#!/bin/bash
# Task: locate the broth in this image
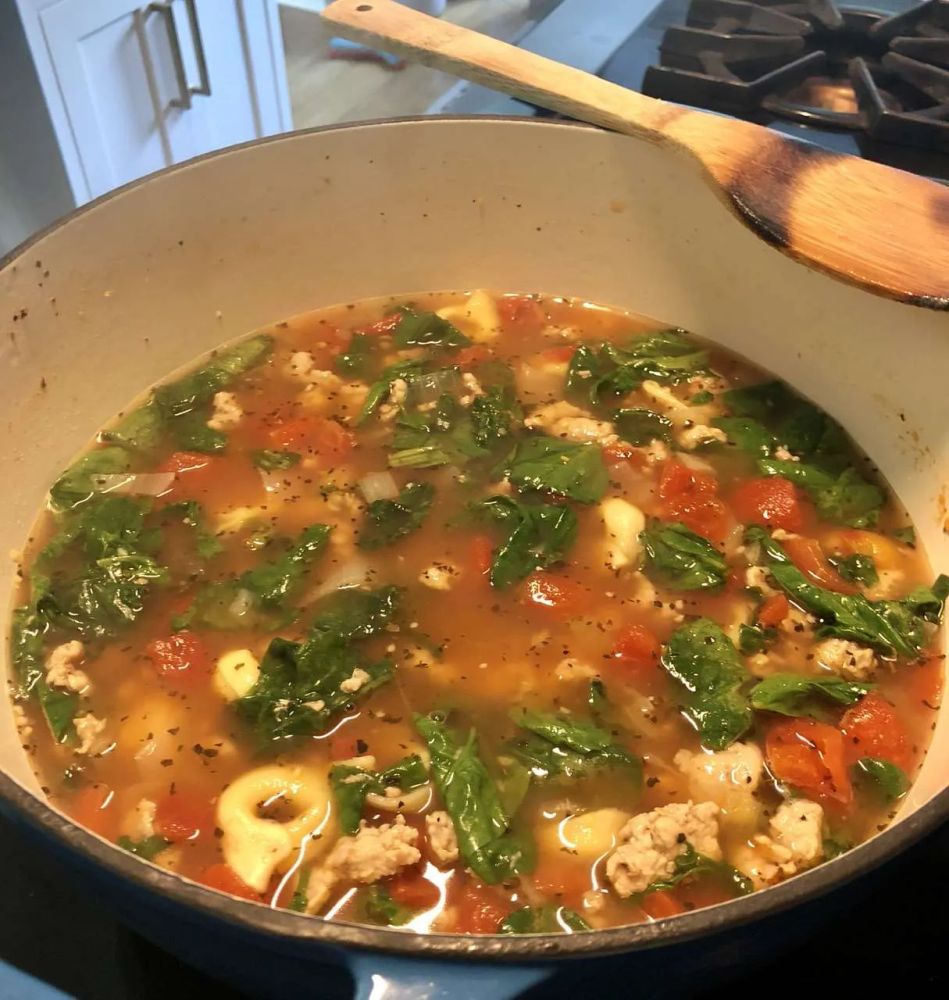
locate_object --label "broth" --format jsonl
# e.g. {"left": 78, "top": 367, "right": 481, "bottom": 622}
{"left": 9, "top": 291, "right": 945, "bottom": 934}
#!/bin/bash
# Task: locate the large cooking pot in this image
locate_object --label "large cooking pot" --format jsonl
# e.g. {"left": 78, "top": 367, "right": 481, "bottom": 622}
{"left": 0, "top": 119, "right": 946, "bottom": 999}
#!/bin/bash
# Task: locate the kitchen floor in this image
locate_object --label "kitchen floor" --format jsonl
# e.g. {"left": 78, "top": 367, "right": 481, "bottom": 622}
{"left": 281, "top": 0, "right": 555, "bottom": 128}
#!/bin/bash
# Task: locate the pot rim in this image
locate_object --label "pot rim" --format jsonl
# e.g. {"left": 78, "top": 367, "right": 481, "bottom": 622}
{"left": 1, "top": 116, "right": 947, "bottom": 962}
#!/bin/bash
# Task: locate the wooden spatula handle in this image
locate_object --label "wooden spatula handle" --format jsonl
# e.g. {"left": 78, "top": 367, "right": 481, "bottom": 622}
{"left": 323, "top": 0, "right": 949, "bottom": 309}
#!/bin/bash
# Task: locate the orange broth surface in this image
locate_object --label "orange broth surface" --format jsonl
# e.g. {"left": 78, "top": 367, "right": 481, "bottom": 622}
{"left": 9, "top": 291, "right": 944, "bottom": 934}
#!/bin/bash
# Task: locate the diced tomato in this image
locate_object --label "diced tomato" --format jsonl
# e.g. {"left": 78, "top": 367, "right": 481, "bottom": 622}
{"left": 540, "top": 345, "right": 576, "bottom": 364}
{"left": 839, "top": 692, "right": 913, "bottom": 770}
{"left": 640, "top": 890, "right": 685, "bottom": 920}
{"left": 522, "top": 572, "right": 589, "bottom": 619}
{"left": 198, "top": 863, "right": 261, "bottom": 902}
{"left": 455, "top": 345, "right": 491, "bottom": 368}
{"left": 783, "top": 536, "right": 858, "bottom": 595}
{"left": 154, "top": 789, "right": 215, "bottom": 843}
{"left": 530, "top": 856, "right": 591, "bottom": 907}
{"left": 453, "top": 881, "right": 514, "bottom": 934}
{"left": 611, "top": 624, "right": 662, "bottom": 679}
{"left": 658, "top": 460, "right": 729, "bottom": 543}
{"left": 469, "top": 535, "right": 494, "bottom": 577}
{"left": 731, "top": 477, "right": 804, "bottom": 533}
{"left": 496, "top": 295, "right": 545, "bottom": 330}
{"left": 157, "top": 452, "right": 220, "bottom": 502}
{"left": 725, "top": 566, "right": 746, "bottom": 593}
{"left": 353, "top": 313, "right": 402, "bottom": 337}
{"left": 267, "top": 416, "right": 354, "bottom": 465}
{"left": 145, "top": 631, "right": 211, "bottom": 688}
{"left": 71, "top": 783, "right": 115, "bottom": 839}
{"left": 326, "top": 727, "right": 370, "bottom": 761}
{"left": 765, "top": 718, "right": 852, "bottom": 805}
{"left": 385, "top": 871, "right": 440, "bottom": 911}
{"left": 757, "top": 593, "right": 790, "bottom": 628}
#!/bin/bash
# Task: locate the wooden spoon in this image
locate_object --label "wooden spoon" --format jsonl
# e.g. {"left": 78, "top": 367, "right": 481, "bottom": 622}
{"left": 323, "top": 0, "right": 949, "bottom": 309}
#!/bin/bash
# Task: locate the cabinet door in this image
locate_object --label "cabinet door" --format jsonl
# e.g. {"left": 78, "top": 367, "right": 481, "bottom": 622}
{"left": 38, "top": 0, "right": 290, "bottom": 202}
{"left": 163, "top": 0, "right": 290, "bottom": 164}
{"left": 39, "top": 0, "right": 178, "bottom": 200}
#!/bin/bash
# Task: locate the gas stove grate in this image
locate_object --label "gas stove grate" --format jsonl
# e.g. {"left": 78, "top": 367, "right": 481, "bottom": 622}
{"left": 643, "top": 0, "right": 949, "bottom": 150}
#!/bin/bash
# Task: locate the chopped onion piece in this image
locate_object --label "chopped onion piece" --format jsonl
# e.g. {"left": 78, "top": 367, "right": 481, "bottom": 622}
{"left": 227, "top": 588, "right": 256, "bottom": 620}
{"left": 91, "top": 472, "right": 175, "bottom": 496}
{"left": 408, "top": 368, "right": 461, "bottom": 405}
{"left": 305, "top": 558, "right": 374, "bottom": 603}
{"left": 358, "top": 471, "right": 399, "bottom": 503}
{"left": 259, "top": 470, "right": 289, "bottom": 494}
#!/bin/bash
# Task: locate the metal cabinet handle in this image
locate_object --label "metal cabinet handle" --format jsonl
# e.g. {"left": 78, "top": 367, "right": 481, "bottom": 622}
{"left": 145, "top": 0, "right": 212, "bottom": 110}
{"left": 182, "top": 0, "right": 211, "bottom": 98}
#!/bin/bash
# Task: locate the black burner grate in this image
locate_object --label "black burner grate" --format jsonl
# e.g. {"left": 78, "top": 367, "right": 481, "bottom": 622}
{"left": 643, "top": 0, "right": 949, "bottom": 150}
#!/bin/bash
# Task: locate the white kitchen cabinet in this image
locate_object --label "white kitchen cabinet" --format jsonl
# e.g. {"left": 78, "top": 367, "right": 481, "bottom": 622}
{"left": 14, "top": 0, "right": 291, "bottom": 203}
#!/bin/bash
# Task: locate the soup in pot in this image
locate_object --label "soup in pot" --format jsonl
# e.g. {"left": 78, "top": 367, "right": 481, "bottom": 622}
{"left": 9, "top": 291, "right": 945, "bottom": 934}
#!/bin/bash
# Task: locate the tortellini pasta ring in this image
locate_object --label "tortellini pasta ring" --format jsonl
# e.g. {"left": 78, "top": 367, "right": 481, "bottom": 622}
{"left": 217, "top": 764, "right": 333, "bottom": 893}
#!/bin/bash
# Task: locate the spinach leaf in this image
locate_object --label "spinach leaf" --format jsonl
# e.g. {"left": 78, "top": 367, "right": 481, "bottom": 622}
{"left": 179, "top": 524, "right": 331, "bottom": 629}
{"left": 11, "top": 607, "right": 47, "bottom": 697}
{"left": 853, "top": 757, "right": 909, "bottom": 802}
{"left": 724, "top": 381, "right": 883, "bottom": 527}
{"left": 614, "top": 408, "right": 673, "bottom": 446}
{"left": 363, "top": 886, "right": 414, "bottom": 927}
{"left": 750, "top": 673, "right": 871, "bottom": 718}
{"left": 722, "top": 381, "right": 841, "bottom": 458}
{"left": 334, "top": 331, "right": 373, "bottom": 378}
{"left": 823, "top": 835, "right": 852, "bottom": 859}
{"left": 357, "top": 360, "right": 426, "bottom": 425}
{"left": 50, "top": 447, "right": 133, "bottom": 512}
{"left": 393, "top": 307, "right": 470, "bottom": 349}
{"left": 893, "top": 526, "right": 916, "bottom": 547}
{"left": 169, "top": 413, "right": 228, "bottom": 454}
{"left": 690, "top": 390, "right": 714, "bottom": 405}
{"left": 643, "top": 843, "right": 753, "bottom": 898}
{"left": 11, "top": 611, "right": 79, "bottom": 743}
{"left": 153, "top": 334, "right": 272, "bottom": 418}
{"left": 641, "top": 520, "right": 727, "bottom": 591}
{"left": 415, "top": 713, "right": 531, "bottom": 885}
{"left": 252, "top": 450, "right": 301, "bottom": 472}
{"left": 330, "top": 754, "right": 428, "bottom": 834}
{"left": 101, "top": 403, "right": 165, "bottom": 453}
{"left": 117, "top": 834, "right": 171, "bottom": 861}
{"left": 358, "top": 482, "right": 434, "bottom": 550}
{"left": 470, "top": 385, "right": 522, "bottom": 447}
{"left": 469, "top": 495, "right": 577, "bottom": 588}
{"left": 509, "top": 709, "right": 642, "bottom": 786}
{"left": 498, "top": 905, "right": 590, "bottom": 934}
{"left": 27, "top": 496, "right": 167, "bottom": 641}
{"left": 38, "top": 553, "right": 166, "bottom": 640}
{"left": 768, "top": 560, "right": 948, "bottom": 658}
{"left": 506, "top": 435, "right": 607, "bottom": 504}
{"left": 160, "top": 500, "right": 223, "bottom": 559}
{"left": 235, "top": 587, "right": 401, "bottom": 745}
{"left": 567, "top": 331, "right": 708, "bottom": 406}
{"left": 388, "top": 394, "right": 488, "bottom": 469}
{"left": 711, "top": 416, "right": 773, "bottom": 456}
{"left": 661, "top": 620, "right": 753, "bottom": 751}
{"left": 289, "top": 868, "right": 311, "bottom": 912}
{"left": 758, "top": 458, "right": 884, "bottom": 528}
{"left": 828, "top": 553, "right": 878, "bottom": 587}
{"left": 36, "top": 679, "right": 79, "bottom": 743}
{"left": 738, "top": 622, "right": 775, "bottom": 656}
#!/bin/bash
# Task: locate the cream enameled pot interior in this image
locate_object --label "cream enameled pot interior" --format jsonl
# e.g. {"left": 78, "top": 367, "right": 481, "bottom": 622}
{"left": 1, "top": 118, "right": 946, "bottom": 839}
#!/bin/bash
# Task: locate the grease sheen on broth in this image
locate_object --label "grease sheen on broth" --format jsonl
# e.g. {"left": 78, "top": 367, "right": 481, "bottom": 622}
{"left": 9, "top": 291, "right": 945, "bottom": 934}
